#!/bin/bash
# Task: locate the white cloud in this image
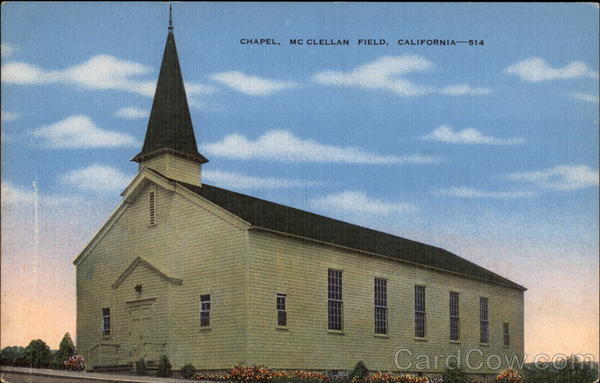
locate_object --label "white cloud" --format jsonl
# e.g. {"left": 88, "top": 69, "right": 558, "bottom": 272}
{"left": 436, "top": 187, "right": 537, "bottom": 199}
{"left": 62, "top": 164, "right": 133, "bottom": 193}
{"left": 505, "top": 58, "right": 599, "bottom": 82}
{"left": 439, "top": 84, "right": 490, "bottom": 96}
{"left": 1, "top": 55, "right": 213, "bottom": 98}
{"left": 32, "top": 115, "right": 139, "bottom": 149}
{"left": 115, "top": 107, "right": 149, "bottom": 120}
{"left": 1, "top": 111, "right": 19, "bottom": 122}
{"left": 569, "top": 92, "right": 599, "bottom": 104}
{"left": 202, "top": 130, "right": 441, "bottom": 165}
{"left": 423, "top": 125, "right": 525, "bottom": 145}
{"left": 1, "top": 43, "right": 17, "bottom": 58}
{"left": 506, "top": 165, "right": 599, "bottom": 191}
{"left": 211, "top": 71, "right": 299, "bottom": 96}
{"left": 203, "top": 170, "right": 321, "bottom": 190}
{"left": 1, "top": 182, "right": 71, "bottom": 206}
{"left": 311, "top": 191, "right": 416, "bottom": 215}
{"left": 313, "top": 55, "right": 489, "bottom": 97}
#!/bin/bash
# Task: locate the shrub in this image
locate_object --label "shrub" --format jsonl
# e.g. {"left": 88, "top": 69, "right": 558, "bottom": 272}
{"left": 442, "top": 362, "right": 469, "bottom": 383}
{"left": 23, "top": 339, "right": 52, "bottom": 368}
{"left": 135, "top": 358, "right": 147, "bottom": 376}
{"left": 52, "top": 333, "right": 76, "bottom": 369}
{"left": 181, "top": 363, "right": 196, "bottom": 379}
{"left": 349, "top": 361, "right": 369, "bottom": 383}
{"left": 157, "top": 355, "right": 173, "bottom": 377}
{"left": 64, "top": 354, "right": 86, "bottom": 371}
{"left": 1, "top": 346, "right": 26, "bottom": 367}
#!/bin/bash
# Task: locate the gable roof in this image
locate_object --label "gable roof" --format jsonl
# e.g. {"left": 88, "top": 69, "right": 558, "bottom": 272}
{"left": 175, "top": 179, "right": 525, "bottom": 291}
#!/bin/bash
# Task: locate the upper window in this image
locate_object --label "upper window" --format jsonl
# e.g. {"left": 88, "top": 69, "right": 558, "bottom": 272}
{"left": 503, "top": 322, "right": 510, "bottom": 346}
{"left": 374, "top": 278, "right": 388, "bottom": 335}
{"left": 102, "top": 308, "right": 111, "bottom": 336}
{"left": 200, "top": 294, "right": 211, "bottom": 327}
{"left": 328, "top": 269, "right": 343, "bottom": 331}
{"left": 415, "top": 285, "right": 426, "bottom": 338}
{"left": 480, "top": 297, "right": 489, "bottom": 344}
{"left": 276, "top": 293, "right": 287, "bottom": 327}
{"left": 449, "top": 291, "right": 460, "bottom": 341}
{"left": 148, "top": 190, "right": 156, "bottom": 225}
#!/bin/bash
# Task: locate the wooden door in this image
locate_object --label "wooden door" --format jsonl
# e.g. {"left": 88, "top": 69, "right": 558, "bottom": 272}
{"left": 128, "top": 302, "right": 153, "bottom": 362}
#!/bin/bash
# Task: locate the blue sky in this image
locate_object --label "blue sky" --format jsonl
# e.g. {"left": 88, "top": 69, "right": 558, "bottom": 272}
{"left": 1, "top": 3, "right": 598, "bottom": 356}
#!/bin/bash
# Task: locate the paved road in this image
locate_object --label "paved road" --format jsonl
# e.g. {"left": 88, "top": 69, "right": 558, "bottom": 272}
{"left": 1, "top": 372, "right": 102, "bottom": 383}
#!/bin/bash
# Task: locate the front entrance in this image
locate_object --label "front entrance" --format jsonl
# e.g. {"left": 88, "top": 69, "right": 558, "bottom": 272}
{"left": 128, "top": 300, "right": 154, "bottom": 362}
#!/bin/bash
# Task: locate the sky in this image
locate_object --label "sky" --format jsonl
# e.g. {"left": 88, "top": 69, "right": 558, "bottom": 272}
{"left": 1, "top": 2, "right": 598, "bottom": 361}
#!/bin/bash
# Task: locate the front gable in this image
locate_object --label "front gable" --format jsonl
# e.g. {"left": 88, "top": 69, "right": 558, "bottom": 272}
{"left": 73, "top": 168, "right": 250, "bottom": 267}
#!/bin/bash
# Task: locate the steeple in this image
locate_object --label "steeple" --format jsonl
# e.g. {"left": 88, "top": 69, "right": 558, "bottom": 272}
{"left": 132, "top": 6, "right": 207, "bottom": 185}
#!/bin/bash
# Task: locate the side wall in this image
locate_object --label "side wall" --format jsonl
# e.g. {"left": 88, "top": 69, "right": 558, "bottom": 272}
{"left": 76, "top": 180, "right": 248, "bottom": 370}
{"left": 247, "top": 230, "right": 524, "bottom": 376}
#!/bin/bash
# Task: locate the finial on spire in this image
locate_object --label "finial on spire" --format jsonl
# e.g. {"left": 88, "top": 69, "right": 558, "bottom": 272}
{"left": 168, "top": 4, "right": 173, "bottom": 31}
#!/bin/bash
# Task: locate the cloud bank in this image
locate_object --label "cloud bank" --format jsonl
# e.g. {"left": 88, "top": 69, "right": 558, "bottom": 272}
{"left": 423, "top": 125, "right": 525, "bottom": 145}
{"left": 436, "top": 187, "right": 537, "bottom": 199}
{"left": 1, "top": 55, "right": 213, "bottom": 97}
{"left": 115, "top": 107, "right": 149, "bottom": 119}
{"left": 505, "top": 58, "right": 599, "bottom": 82}
{"left": 211, "top": 71, "right": 299, "bottom": 95}
{"left": 32, "top": 115, "right": 139, "bottom": 149}
{"left": 313, "top": 55, "right": 490, "bottom": 96}
{"left": 62, "top": 164, "right": 133, "bottom": 193}
{"left": 311, "top": 191, "right": 416, "bottom": 215}
{"left": 506, "top": 165, "right": 599, "bottom": 191}
{"left": 202, "top": 130, "right": 441, "bottom": 164}
{"left": 203, "top": 170, "right": 322, "bottom": 190}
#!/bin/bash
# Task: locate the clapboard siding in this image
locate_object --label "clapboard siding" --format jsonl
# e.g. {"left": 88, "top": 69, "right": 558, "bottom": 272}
{"left": 246, "top": 230, "right": 524, "bottom": 374}
{"left": 76, "top": 180, "right": 248, "bottom": 370}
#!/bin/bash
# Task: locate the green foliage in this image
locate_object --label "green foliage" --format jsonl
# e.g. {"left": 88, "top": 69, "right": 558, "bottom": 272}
{"left": 135, "top": 358, "right": 147, "bottom": 376}
{"left": 523, "top": 357, "right": 598, "bottom": 383}
{"left": 181, "top": 363, "right": 196, "bottom": 379}
{"left": 1, "top": 346, "right": 26, "bottom": 366}
{"left": 442, "top": 362, "right": 469, "bottom": 383}
{"left": 157, "top": 354, "right": 172, "bottom": 377}
{"left": 23, "top": 339, "right": 52, "bottom": 368}
{"left": 349, "top": 361, "right": 369, "bottom": 382}
{"left": 52, "top": 333, "right": 76, "bottom": 369}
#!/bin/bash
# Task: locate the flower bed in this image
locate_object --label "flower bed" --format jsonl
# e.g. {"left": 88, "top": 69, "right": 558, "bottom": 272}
{"left": 193, "top": 365, "right": 430, "bottom": 383}
{"left": 495, "top": 369, "right": 523, "bottom": 383}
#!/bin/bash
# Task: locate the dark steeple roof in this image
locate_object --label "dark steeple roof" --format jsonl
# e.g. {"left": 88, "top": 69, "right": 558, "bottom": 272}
{"left": 132, "top": 12, "right": 208, "bottom": 164}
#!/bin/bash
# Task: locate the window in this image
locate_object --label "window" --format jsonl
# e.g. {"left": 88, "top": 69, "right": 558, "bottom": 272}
{"left": 503, "top": 322, "right": 510, "bottom": 346}
{"left": 328, "top": 269, "right": 343, "bottom": 331}
{"left": 102, "top": 308, "right": 111, "bottom": 336}
{"left": 415, "top": 285, "right": 426, "bottom": 338}
{"left": 200, "top": 294, "right": 211, "bottom": 327}
{"left": 480, "top": 297, "right": 489, "bottom": 343}
{"left": 149, "top": 191, "right": 156, "bottom": 225}
{"left": 276, "top": 293, "right": 287, "bottom": 326}
{"left": 374, "top": 278, "right": 388, "bottom": 335}
{"left": 449, "top": 291, "right": 460, "bottom": 341}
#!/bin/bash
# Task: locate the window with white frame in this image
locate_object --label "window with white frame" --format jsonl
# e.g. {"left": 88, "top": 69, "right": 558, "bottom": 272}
{"left": 328, "top": 269, "right": 343, "bottom": 331}
{"left": 276, "top": 293, "right": 287, "bottom": 326}
{"left": 480, "top": 297, "right": 489, "bottom": 343}
{"left": 503, "top": 322, "right": 510, "bottom": 346}
{"left": 415, "top": 285, "right": 426, "bottom": 338}
{"left": 450, "top": 291, "right": 460, "bottom": 341}
{"left": 374, "top": 278, "right": 388, "bottom": 335}
{"left": 200, "top": 294, "right": 211, "bottom": 327}
{"left": 102, "top": 308, "right": 111, "bottom": 336}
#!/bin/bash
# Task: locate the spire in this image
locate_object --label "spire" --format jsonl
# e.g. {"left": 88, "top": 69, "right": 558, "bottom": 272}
{"left": 132, "top": 7, "right": 208, "bottom": 165}
{"left": 168, "top": 4, "right": 173, "bottom": 31}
